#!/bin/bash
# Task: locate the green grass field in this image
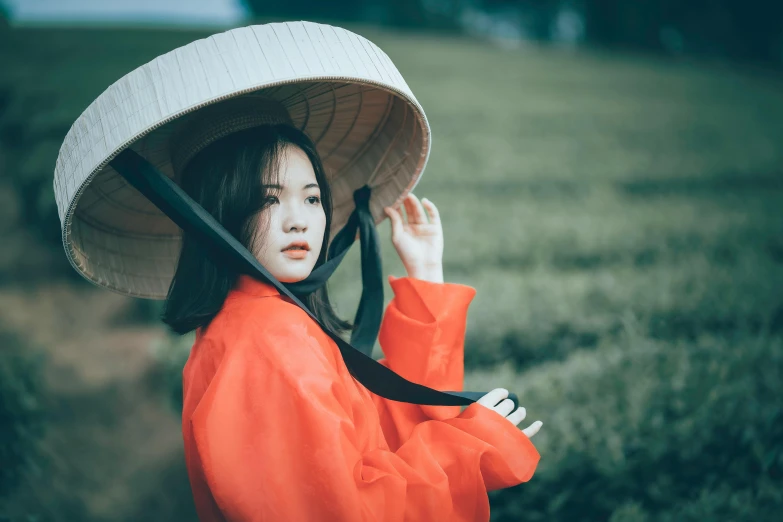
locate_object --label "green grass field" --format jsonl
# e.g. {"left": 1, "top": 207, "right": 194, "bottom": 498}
{"left": 2, "top": 22, "right": 782, "bottom": 521}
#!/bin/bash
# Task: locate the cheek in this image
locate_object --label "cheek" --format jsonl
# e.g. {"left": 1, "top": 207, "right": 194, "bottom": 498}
{"left": 252, "top": 211, "right": 276, "bottom": 255}
{"left": 315, "top": 209, "right": 326, "bottom": 235}
{"left": 312, "top": 209, "right": 327, "bottom": 253}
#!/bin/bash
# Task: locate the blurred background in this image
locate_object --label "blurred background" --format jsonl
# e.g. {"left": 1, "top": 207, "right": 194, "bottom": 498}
{"left": 1, "top": 0, "right": 782, "bottom": 520}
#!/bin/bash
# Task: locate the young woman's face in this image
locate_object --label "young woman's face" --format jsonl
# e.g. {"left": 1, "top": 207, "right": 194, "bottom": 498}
{"left": 252, "top": 144, "right": 326, "bottom": 283}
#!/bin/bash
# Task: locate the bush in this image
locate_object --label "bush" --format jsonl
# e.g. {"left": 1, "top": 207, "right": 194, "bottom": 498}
{"left": 0, "top": 327, "right": 46, "bottom": 501}
{"left": 150, "top": 332, "right": 194, "bottom": 413}
{"left": 464, "top": 328, "right": 783, "bottom": 521}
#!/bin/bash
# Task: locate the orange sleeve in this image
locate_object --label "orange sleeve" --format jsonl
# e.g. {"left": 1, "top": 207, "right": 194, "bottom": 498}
{"left": 189, "top": 318, "right": 539, "bottom": 522}
{"left": 373, "top": 275, "right": 477, "bottom": 450}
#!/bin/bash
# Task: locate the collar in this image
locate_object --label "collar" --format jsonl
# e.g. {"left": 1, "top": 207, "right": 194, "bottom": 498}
{"left": 232, "top": 273, "right": 281, "bottom": 298}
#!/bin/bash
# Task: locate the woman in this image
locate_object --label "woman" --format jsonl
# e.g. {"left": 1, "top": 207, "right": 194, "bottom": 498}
{"left": 168, "top": 123, "right": 542, "bottom": 521}
{"left": 53, "top": 20, "right": 543, "bottom": 522}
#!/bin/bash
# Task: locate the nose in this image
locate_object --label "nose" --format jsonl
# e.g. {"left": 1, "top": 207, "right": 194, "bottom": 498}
{"left": 281, "top": 202, "right": 307, "bottom": 233}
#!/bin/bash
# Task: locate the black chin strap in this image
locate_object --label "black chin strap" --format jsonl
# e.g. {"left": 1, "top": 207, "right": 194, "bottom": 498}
{"left": 109, "top": 149, "right": 519, "bottom": 409}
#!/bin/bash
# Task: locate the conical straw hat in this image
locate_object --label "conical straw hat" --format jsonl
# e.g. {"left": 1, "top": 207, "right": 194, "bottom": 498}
{"left": 54, "top": 21, "right": 431, "bottom": 299}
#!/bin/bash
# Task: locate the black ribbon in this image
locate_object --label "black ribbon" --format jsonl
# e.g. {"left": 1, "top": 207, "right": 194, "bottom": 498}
{"left": 109, "top": 149, "right": 519, "bottom": 409}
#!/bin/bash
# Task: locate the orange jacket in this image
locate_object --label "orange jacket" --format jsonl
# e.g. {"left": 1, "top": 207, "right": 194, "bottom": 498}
{"left": 182, "top": 274, "right": 540, "bottom": 521}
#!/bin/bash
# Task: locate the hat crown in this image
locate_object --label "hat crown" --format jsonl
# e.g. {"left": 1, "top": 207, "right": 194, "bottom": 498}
{"left": 170, "top": 96, "right": 294, "bottom": 176}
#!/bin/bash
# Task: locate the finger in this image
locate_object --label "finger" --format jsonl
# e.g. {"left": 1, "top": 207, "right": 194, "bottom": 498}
{"left": 477, "top": 388, "right": 509, "bottom": 408}
{"left": 495, "top": 398, "right": 515, "bottom": 417}
{"left": 403, "top": 193, "right": 428, "bottom": 224}
{"left": 421, "top": 197, "right": 441, "bottom": 225}
{"left": 506, "top": 406, "right": 527, "bottom": 426}
{"left": 522, "top": 420, "right": 543, "bottom": 438}
{"left": 384, "top": 206, "right": 403, "bottom": 241}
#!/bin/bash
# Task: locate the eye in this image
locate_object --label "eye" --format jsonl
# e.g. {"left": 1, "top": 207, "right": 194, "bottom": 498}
{"left": 262, "top": 195, "right": 279, "bottom": 207}
{"left": 307, "top": 196, "right": 321, "bottom": 205}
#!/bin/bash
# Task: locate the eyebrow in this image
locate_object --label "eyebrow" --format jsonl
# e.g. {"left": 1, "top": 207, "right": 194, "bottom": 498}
{"left": 262, "top": 183, "right": 320, "bottom": 190}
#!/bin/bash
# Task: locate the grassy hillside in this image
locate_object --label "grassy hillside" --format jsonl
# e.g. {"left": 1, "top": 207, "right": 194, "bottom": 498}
{"left": 1, "top": 22, "right": 782, "bottom": 521}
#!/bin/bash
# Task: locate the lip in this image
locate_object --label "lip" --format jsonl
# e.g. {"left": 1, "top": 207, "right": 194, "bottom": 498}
{"left": 282, "top": 241, "right": 310, "bottom": 252}
{"left": 281, "top": 241, "right": 310, "bottom": 260}
{"left": 282, "top": 249, "right": 309, "bottom": 260}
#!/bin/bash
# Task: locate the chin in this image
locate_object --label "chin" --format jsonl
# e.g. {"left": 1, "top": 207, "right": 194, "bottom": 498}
{"left": 274, "top": 268, "right": 313, "bottom": 284}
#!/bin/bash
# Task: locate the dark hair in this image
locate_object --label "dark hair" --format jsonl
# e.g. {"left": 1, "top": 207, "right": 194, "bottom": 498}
{"left": 162, "top": 123, "right": 352, "bottom": 337}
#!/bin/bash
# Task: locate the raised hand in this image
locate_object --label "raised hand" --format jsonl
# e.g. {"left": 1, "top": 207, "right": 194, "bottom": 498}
{"left": 384, "top": 193, "right": 444, "bottom": 283}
